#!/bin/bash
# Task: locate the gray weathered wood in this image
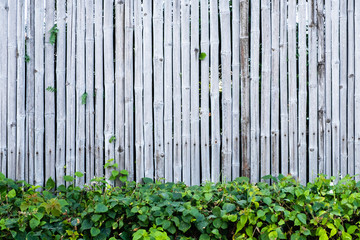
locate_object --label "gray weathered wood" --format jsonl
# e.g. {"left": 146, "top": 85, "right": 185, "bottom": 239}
{"left": 298, "top": 0, "right": 307, "bottom": 185}
{"left": 190, "top": 0, "right": 200, "bottom": 185}
{"left": 143, "top": 0, "right": 153, "bottom": 180}
{"left": 200, "top": 0, "right": 210, "bottom": 182}
{"left": 164, "top": 0, "right": 173, "bottom": 182}
{"left": 154, "top": 0, "right": 165, "bottom": 181}
{"left": 355, "top": 0, "right": 360, "bottom": 181}
{"left": 173, "top": 0, "right": 182, "bottom": 183}
{"left": 219, "top": 0, "right": 232, "bottom": 181}
{"left": 94, "top": 0, "right": 104, "bottom": 178}
{"left": 16, "top": 0, "right": 26, "bottom": 181}
{"left": 45, "top": 0, "right": 56, "bottom": 182}
{"left": 56, "top": 0, "right": 66, "bottom": 186}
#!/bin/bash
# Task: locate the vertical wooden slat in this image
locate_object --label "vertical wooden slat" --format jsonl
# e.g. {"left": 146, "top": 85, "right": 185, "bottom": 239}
{"left": 173, "top": 0, "right": 182, "bottom": 183}
{"left": 279, "top": 0, "right": 288, "bottom": 176}
{"left": 16, "top": 0, "right": 25, "bottom": 181}
{"left": 76, "top": 0, "right": 86, "bottom": 186}
{"left": 260, "top": 0, "right": 271, "bottom": 180}
{"left": 210, "top": 0, "right": 220, "bottom": 183}
{"left": 164, "top": 0, "right": 173, "bottom": 182}
{"left": 355, "top": 0, "right": 360, "bottom": 181}
{"left": 325, "top": 0, "right": 332, "bottom": 177}
{"left": 45, "top": 0, "right": 56, "bottom": 182}
{"left": 270, "top": 0, "right": 280, "bottom": 179}
{"left": 231, "top": 0, "right": 240, "bottom": 180}
{"left": 331, "top": 0, "right": 340, "bottom": 180}
{"left": 115, "top": 0, "right": 125, "bottom": 182}
{"left": 56, "top": 0, "right": 66, "bottom": 186}
{"left": 134, "top": 0, "right": 144, "bottom": 182}
{"left": 181, "top": 0, "right": 191, "bottom": 185}
{"left": 317, "top": 0, "right": 325, "bottom": 176}
{"left": 94, "top": 0, "right": 104, "bottom": 178}
{"left": 124, "top": 0, "right": 134, "bottom": 181}
{"left": 219, "top": 0, "right": 232, "bottom": 181}
{"left": 298, "top": 0, "right": 307, "bottom": 185}
{"left": 250, "top": 0, "right": 260, "bottom": 182}
{"left": 34, "top": 0, "right": 44, "bottom": 186}
{"left": 0, "top": 0, "right": 8, "bottom": 176}
{"left": 190, "top": 0, "right": 200, "bottom": 185}
{"left": 339, "top": 0, "right": 347, "bottom": 177}
{"left": 309, "top": 0, "right": 318, "bottom": 182}
{"left": 143, "top": 0, "right": 153, "bottom": 180}
{"left": 26, "top": 0, "right": 35, "bottom": 184}
{"left": 8, "top": 0, "right": 17, "bottom": 181}
{"left": 154, "top": 0, "right": 165, "bottom": 181}
{"left": 200, "top": 0, "right": 210, "bottom": 182}
{"left": 347, "top": 0, "right": 355, "bottom": 176}
{"left": 85, "top": 0, "right": 95, "bottom": 184}
{"left": 288, "top": 0, "right": 297, "bottom": 179}
{"left": 104, "top": 0, "right": 115, "bottom": 182}
{"left": 66, "top": 0, "right": 76, "bottom": 183}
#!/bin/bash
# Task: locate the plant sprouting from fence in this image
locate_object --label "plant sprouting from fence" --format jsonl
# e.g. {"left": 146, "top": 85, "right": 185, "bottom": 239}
{"left": 49, "top": 24, "right": 58, "bottom": 45}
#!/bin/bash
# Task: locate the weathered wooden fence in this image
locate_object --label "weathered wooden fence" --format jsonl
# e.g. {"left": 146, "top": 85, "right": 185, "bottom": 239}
{"left": 0, "top": 0, "right": 359, "bottom": 187}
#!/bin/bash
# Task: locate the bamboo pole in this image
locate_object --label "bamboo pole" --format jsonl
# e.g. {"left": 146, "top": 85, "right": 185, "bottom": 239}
{"left": 308, "top": 0, "right": 318, "bottom": 182}
{"left": 219, "top": 0, "right": 232, "bottom": 181}
{"left": 339, "top": 0, "right": 347, "bottom": 177}
{"left": 164, "top": 0, "right": 173, "bottom": 182}
{"left": 154, "top": 0, "right": 165, "bottom": 181}
{"left": 66, "top": 0, "right": 76, "bottom": 184}
{"left": 332, "top": 0, "right": 340, "bottom": 180}
{"left": 347, "top": 0, "right": 355, "bottom": 176}
{"left": 355, "top": 0, "right": 360, "bottom": 181}
{"left": 45, "top": 0, "right": 56, "bottom": 182}
{"left": 143, "top": 0, "right": 153, "bottom": 180}
{"left": 16, "top": 0, "right": 25, "bottom": 181}
{"left": 115, "top": 0, "right": 125, "bottom": 184}
{"left": 85, "top": 0, "right": 95, "bottom": 184}
{"left": 298, "top": 0, "right": 307, "bottom": 185}
{"left": 181, "top": 0, "right": 191, "bottom": 185}
{"left": 104, "top": 0, "right": 115, "bottom": 182}
{"left": 200, "top": 0, "right": 210, "bottom": 182}
{"left": 325, "top": 0, "right": 332, "bottom": 178}
{"left": 190, "top": 0, "right": 200, "bottom": 185}
{"left": 250, "top": 0, "right": 260, "bottom": 182}
{"left": 232, "top": 0, "right": 240, "bottom": 180}
{"left": 26, "top": 0, "right": 35, "bottom": 184}
{"left": 279, "top": 0, "right": 288, "bottom": 176}
{"left": 288, "top": 0, "right": 298, "bottom": 179}
{"left": 56, "top": 0, "right": 66, "bottom": 186}
{"left": 317, "top": 0, "right": 326, "bottom": 176}
{"left": 173, "top": 0, "right": 182, "bottom": 183}
{"left": 94, "top": 0, "right": 104, "bottom": 178}
{"left": 134, "top": 0, "right": 144, "bottom": 182}
{"left": 124, "top": 0, "right": 134, "bottom": 181}
{"left": 7, "top": 0, "right": 17, "bottom": 181}
{"left": 210, "top": 0, "right": 220, "bottom": 183}
{"left": 270, "top": 0, "right": 280, "bottom": 179}
{"left": 260, "top": 0, "right": 271, "bottom": 180}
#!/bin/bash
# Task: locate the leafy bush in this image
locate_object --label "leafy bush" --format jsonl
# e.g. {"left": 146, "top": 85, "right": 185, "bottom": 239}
{"left": 1, "top": 171, "right": 360, "bottom": 240}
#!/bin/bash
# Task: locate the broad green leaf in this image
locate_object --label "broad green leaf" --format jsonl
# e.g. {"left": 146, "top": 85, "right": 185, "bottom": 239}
{"left": 29, "top": 218, "right": 40, "bottom": 229}
{"left": 95, "top": 203, "right": 108, "bottom": 213}
{"left": 64, "top": 175, "right": 74, "bottom": 182}
{"left": 45, "top": 177, "right": 55, "bottom": 190}
{"left": 199, "top": 234, "right": 210, "bottom": 240}
{"left": 8, "top": 189, "right": 16, "bottom": 198}
{"left": 297, "top": 213, "right": 307, "bottom": 225}
{"left": 199, "top": 52, "right": 207, "bottom": 60}
{"left": 90, "top": 227, "right": 100, "bottom": 236}
{"left": 75, "top": 172, "right": 84, "bottom": 177}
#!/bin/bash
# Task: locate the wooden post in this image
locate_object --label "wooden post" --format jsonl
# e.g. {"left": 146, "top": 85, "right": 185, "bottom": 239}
{"left": 355, "top": 0, "right": 360, "bottom": 181}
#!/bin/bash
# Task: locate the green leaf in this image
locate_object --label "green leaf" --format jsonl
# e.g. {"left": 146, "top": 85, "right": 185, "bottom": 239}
{"left": 213, "top": 218, "right": 222, "bottom": 229}
{"left": 45, "top": 177, "right": 55, "bottom": 190}
{"left": 46, "top": 86, "right": 56, "bottom": 92}
{"left": 111, "top": 170, "right": 119, "bottom": 177}
{"left": 95, "top": 203, "right": 109, "bottom": 213}
{"left": 109, "top": 136, "right": 116, "bottom": 143}
{"left": 29, "top": 218, "right": 40, "bottom": 229}
{"left": 199, "top": 52, "right": 207, "bottom": 60}
{"left": 90, "top": 227, "right": 101, "bottom": 236}
{"left": 81, "top": 92, "right": 88, "bottom": 105}
{"left": 8, "top": 189, "right": 16, "bottom": 198}
{"left": 347, "top": 225, "right": 358, "bottom": 234}
{"left": 64, "top": 175, "right": 74, "bottom": 182}
{"left": 179, "top": 221, "right": 191, "bottom": 233}
{"left": 263, "top": 197, "right": 272, "bottom": 205}
{"left": 120, "top": 169, "right": 129, "bottom": 175}
{"left": 199, "top": 234, "right": 210, "bottom": 240}
{"left": 49, "top": 24, "right": 58, "bottom": 45}
{"left": 75, "top": 172, "right": 84, "bottom": 177}
{"left": 223, "top": 203, "right": 236, "bottom": 213}
{"left": 297, "top": 213, "right": 307, "bottom": 225}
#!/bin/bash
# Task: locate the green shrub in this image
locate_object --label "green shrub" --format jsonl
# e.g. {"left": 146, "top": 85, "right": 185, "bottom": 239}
{"left": 1, "top": 171, "right": 360, "bottom": 240}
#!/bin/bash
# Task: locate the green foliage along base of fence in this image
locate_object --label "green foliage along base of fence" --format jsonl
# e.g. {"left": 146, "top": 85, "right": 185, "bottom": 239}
{"left": 1, "top": 172, "right": 360, "bottom": 240}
